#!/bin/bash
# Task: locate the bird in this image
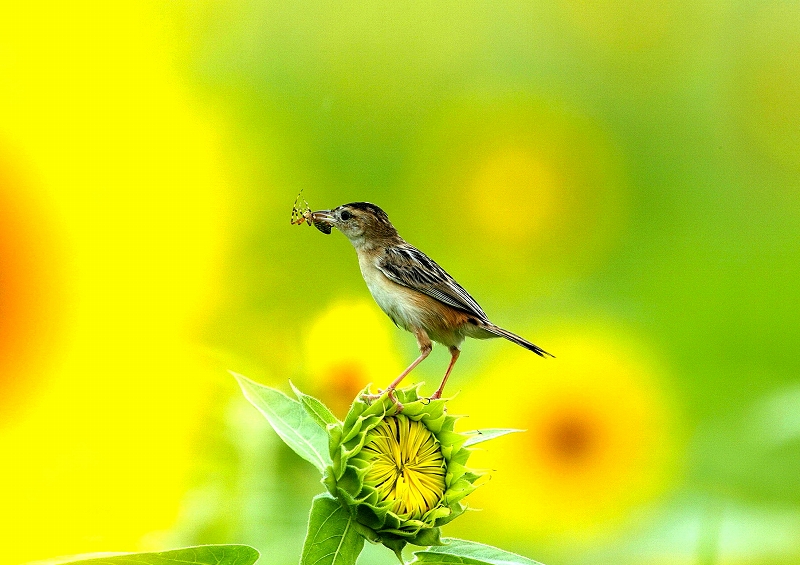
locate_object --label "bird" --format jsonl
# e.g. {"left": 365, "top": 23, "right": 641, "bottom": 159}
{"left": 310, "top": 202, "right": 552, "bottom": 408}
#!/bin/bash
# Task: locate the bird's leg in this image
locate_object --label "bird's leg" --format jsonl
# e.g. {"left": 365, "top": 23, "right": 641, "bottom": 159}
{"left": 363, "top": 329, "right": 432, "bottom": 411}
{"left": 429, "top": 346, "right": 460, "bottom": 400}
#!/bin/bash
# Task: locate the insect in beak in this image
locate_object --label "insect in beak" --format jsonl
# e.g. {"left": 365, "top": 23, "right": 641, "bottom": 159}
{"left": 311, "top": 210, "right": 335, "bottom": 234}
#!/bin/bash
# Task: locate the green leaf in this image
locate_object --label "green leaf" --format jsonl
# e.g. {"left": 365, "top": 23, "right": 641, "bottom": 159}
{"left": 300, "top": 494, "right": 365, "bottom": 565}
{"left": 30, "top": 545, "right": 260, "bottom": 565}
{"left": 233, "top": 372, "right": 332, "bottom": 473}
{"left": 462, "top": 429, "right": 524, "bottom": 447}
{"left": 411, "top": 538, "right": 544, "bottom": 565}
{"left": 290, "top": 380, "right": 339, "bottom": 428}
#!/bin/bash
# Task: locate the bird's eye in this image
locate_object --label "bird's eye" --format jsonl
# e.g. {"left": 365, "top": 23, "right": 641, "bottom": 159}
{"left": 340, "top": 210, "right": 352, "bottom": 221}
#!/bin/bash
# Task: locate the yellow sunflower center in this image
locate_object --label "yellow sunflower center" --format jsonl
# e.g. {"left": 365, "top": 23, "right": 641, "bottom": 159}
{"left": 360, "top": 415, "right": 446, "bottom": 518}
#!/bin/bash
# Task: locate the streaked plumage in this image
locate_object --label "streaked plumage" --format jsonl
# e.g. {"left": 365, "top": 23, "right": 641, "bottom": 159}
{"left": 310, "top": 202, "right": 552, "bottom": 407}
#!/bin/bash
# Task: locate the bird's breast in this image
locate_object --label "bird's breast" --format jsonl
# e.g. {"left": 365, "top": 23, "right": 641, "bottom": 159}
{"left": 357, "top": 253, "right": 470, "bottom": 346}
{"left": 358, "top": 256, "right": 415, "bottom": 328}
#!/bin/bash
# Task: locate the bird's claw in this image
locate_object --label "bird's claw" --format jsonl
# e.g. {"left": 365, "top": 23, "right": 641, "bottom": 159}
{"left": 359, "top": 388, "right": 404, "bottom": 413}
{"left": 421, "top": 392, "right": 448, "bottom": 412}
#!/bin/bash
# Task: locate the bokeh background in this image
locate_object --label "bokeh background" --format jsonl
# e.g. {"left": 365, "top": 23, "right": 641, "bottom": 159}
{"left": 1, "top": 1, "right": 799, "bottom": 564}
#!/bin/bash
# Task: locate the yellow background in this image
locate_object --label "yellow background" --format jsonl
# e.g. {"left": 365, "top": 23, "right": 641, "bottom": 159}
{"left": 1, "top": 1, "right": 799, "bottom": 564}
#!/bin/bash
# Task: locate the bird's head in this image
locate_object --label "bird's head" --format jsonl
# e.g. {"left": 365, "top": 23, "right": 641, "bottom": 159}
{"left": 311, "top": 202, "right": 399, "bottom": 246}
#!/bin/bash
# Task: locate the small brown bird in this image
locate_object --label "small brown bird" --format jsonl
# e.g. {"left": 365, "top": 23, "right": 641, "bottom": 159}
{"left": 311, "top": 202, "right": 552, "bottom": 407}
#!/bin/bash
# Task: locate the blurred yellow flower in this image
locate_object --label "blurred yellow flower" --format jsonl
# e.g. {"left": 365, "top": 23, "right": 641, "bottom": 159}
{"left": 451, "top": 326, "right": 680, "bottom": 541}
{"left": 303, "top": 299, "right": 404, "bottom": 418}
{"left": 0, "top": 2, "right": 231, "bottom": 562}
{"left": 0, "top": 158, "right": 65, "bottom": 423}
{"left": 466, "top": 144, "right": 561, "bottom": 248}
{"left": 410, "top": 99, "right": 627, "bottom": 289}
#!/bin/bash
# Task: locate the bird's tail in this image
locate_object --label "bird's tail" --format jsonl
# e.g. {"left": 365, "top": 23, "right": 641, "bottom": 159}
{"left": 483, "top": 324, "right": 554, "bottom": 358}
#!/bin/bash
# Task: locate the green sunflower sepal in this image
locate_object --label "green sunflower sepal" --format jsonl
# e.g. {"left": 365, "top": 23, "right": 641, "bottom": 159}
{"left": 322, "top": 385, "right": 481, "bottom": 558}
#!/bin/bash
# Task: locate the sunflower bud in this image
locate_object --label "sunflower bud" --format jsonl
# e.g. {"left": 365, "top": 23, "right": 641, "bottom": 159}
{"left": 323, "top": 385, "right": 482, "bottom": 557}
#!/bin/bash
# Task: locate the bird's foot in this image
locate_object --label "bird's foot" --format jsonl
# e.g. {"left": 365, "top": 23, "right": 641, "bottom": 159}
{"left": 387, "top": 388, "right": 404, "bottom": 413}
{"left": 421, "top": 390, "right": 447, "bottom": 411}
{"left": 360, "top": 390, "right": 383, "bottom": 402}
{"left": 426, "top": 387, "right": 446, "bottom": 401}
{"left": 359, "top": 387, "right": 404, "bottom": 412}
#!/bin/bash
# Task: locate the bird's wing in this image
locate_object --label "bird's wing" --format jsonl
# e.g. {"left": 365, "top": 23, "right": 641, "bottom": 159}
{"left": 377, "top": 245, "right": 489, "bottom": 321}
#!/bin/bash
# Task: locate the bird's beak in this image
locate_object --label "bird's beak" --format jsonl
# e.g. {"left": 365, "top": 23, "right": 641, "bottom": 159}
{"left": 310, "top": 210, "right": 335, "bottom": 234}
